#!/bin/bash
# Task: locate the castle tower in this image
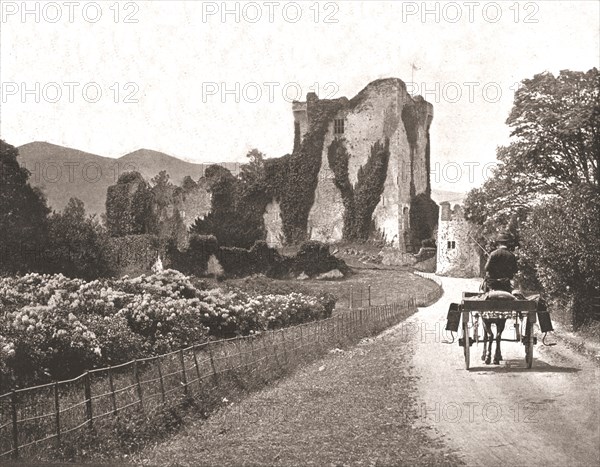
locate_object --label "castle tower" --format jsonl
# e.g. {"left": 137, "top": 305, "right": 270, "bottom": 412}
{"left": 436, "top": 202, "right": 483, "bottom": 277}
{"left": 291, "top": 78, "right": 435, "bottom": 251}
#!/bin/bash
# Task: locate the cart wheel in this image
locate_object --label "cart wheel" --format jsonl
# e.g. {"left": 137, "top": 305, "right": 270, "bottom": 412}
{"left": 525, "top": 312, "right": 536, "bottom": 369}
{"left": 462, "top": 311, "right": 470, "bottom": 370}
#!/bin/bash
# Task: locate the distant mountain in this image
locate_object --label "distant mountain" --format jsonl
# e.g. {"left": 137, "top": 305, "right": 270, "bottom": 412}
{"left": 119, "top": 149, "right": 241, "bottom": 185}
{"left": 18, "top": 142, "right": 118, "bottom": 217}
{"left": 17, "top": 141, "right": 468, "bottom": 218}
{"left": 17, "top": 142, "right": 241, "bottom": 217}
{"left": 431, "top": 188, "right": 466, "bottom": 205}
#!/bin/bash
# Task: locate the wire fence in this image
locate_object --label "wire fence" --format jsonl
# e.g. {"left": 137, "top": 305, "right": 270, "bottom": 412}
{"left": 0, "top": 277, "right": 444, "bottom": 460}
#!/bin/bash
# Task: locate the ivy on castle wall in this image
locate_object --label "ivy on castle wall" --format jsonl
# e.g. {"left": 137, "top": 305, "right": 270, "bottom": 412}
{"left": 327, "top": 137, "right": 391, "bottom": 240}
{"left": 264, "top": 99, "right": 345, "bottom": 244}
{"left": 293, "top": 121, "right": 301, "bottom": 154}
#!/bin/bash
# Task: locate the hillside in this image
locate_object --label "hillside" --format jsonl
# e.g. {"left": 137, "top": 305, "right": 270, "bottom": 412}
{"left": 17, "top": 142, "right": 467, "bottom": 218}
{"left": 18, "top": 142, "right": 119, "bottom": 216}
{"left": 430, "top": 188, "right": 466, "bottom": 205}
{"left": 17, "top": 142, "right": 239, "bottom": 216}
{"left": 119, "top": 149, "right": 241, "bottom": 184}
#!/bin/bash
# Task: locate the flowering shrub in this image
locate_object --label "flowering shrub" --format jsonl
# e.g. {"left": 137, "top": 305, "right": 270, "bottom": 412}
{"left": 0, "top": 270, "right": 335, "bottom": 388}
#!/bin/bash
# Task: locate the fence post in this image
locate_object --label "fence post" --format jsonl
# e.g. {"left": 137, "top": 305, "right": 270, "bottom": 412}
{"left": 260, "top": 334, "right": 270, "bottom": 368}
{"left": 350, "top": 286, "right": 353, "bottom": 309}
{"left": 179, "top": 349, "right": 188, "bottom": 396}
{"left": 235, "top": 339, "right": 245, "bottom": 371}
{"left": 11, "top": 390, "right": 18, "bottom": 459}
{"left": 108, "top": 366, "right": 118, "bottom": 417}
{"left": 192, "top": 345, "right": 202, "bottom": 390}
{"left": 281, "top": 330, "right": 289, "bottom": 366}
{"left": 156, "top": 358, "right": 166, "bottom": 404}
{"left": 368, "top": 285, "right": 371, "bottom": 307}
{"left": 133, "top": 360, "right": 143, "bottom": 412}
{"left": 249, "top": 337, "right": 256, "bottom": 369}
{"left": 269, "top": 331, "right": 281, "bottom": 368}
{"left": 54, "top": 382, "right": 61, "bottom": 450}
{"left": 84, "top": 372, "right": 93, "bottom": 431}
{"left": 208, "top": 344, "right": 219, "bottom": 386}
{"left": 332, "top": 317, "right": 336, "bottom": 341}
{"left": 316, "top": 321, "right": 320, "bottom": 346}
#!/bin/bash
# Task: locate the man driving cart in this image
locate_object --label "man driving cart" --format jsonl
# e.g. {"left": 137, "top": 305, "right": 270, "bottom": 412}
{"left": 482, "top": 232, "right": 517, "bottom": 293}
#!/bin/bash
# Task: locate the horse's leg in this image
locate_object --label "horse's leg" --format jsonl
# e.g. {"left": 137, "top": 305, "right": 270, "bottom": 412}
{"left": 481, "top": 320, "right": 488, "bottom": 361}
{"left": 487, "top": 325, "right": 494, "bottom": 365}
{"left": 484, "top": 320, "right": 493, "bottom": 365}
{"left": 493, "top": 319, "right": 506, "bottom": 364}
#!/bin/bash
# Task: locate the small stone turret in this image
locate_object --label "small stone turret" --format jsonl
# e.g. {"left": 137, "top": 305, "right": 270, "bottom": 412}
{"left": 436, "top": 202, "right": 483, "bottom": 278}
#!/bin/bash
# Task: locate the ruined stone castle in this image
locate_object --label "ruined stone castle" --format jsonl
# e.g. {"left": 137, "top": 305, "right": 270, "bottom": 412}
{"left": 264, "top": 78, "right": 436, "bottom": 252}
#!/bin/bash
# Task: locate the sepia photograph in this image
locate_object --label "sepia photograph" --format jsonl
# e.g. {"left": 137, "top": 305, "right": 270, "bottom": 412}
{"left": 0, "top": 1, "right": 598, "bottom": 465}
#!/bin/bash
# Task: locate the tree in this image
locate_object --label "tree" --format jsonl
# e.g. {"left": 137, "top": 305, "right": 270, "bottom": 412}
{"left": 181, "top": 175, "right": 198, "bottom": 192}
{"left": 518, "top": 186, "right": 600, "bottom": 326}
{"left": 464, "top": 68, "right": 600, "bottom": 325}
{"left": 0, "top": 140, "right": 50, "bottom": 273}
{"left": 191, "top": 162, "right": 268, "bottom": 248}
{"left": 239, "top": 148, "right": 266, "bottom": 191}
{"left": 465, "top": 68, "right": 599, "bottom": 241}
{"left": 47, "top": 198, "right": 110, "bottom": 279}
{"left": 499, "top": 68, "right": 599, "bottom": 196}
{"left": 105, "top": 171, "right": 154, "bottom": 236}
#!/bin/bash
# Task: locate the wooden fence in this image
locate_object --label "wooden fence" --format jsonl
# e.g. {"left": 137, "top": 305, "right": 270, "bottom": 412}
{"left": 345, "top": 275, "right": 443, "bottom": 309}
{"left": 413, "top": 271, "right": 444, "bottom": 305}
{"left": 0, "top": 296, "right": 428, "bottom": 460}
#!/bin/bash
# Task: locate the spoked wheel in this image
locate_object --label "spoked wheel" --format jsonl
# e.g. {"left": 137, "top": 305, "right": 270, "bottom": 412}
{"left": 524, "top": 311, "right": 536, "bottom": 369}
{"left": 462, "top": 311, "right": 470, "bottom": 370}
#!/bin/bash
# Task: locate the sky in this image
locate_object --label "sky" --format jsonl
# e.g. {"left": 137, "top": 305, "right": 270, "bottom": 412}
{"left": 1, "top": 0, "right": 598, "bottom": 192}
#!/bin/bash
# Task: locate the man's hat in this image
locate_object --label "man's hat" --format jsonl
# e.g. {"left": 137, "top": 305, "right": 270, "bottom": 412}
{"left": 497, "top": 232, "right": 512, "bottom": 243}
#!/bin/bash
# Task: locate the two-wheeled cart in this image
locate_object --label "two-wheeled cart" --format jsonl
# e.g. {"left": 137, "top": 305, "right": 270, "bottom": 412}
{"left": 458, "top": 292, "right": 539, "bottom": 370}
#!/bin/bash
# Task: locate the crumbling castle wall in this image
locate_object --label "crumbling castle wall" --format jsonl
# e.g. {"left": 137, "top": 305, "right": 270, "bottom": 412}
{"left": 263, "top": 199, "right": 285, "bottom": 247}
{"left": 295, "top": 78, "right": 433, "bottom": 250}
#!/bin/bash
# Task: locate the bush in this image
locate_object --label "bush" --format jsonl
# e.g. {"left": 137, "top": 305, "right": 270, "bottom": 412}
{"left": 104, "top": 234, "right": 160, "bottom": 277}
{"left": 216, "top": 241, "right": 290, "bottom": 278}
{"left": 46, "top": 198, "right": 111, "bottom": 280}
{"left": 172, "top": 239, "right": 348, "bottom": 280}
{"left": 169, "top": 234, "right": 219, "bottom": 276}
{"left": 291, "top": 241, "right": 349, "bottom": 277}
{"left": 0, "top": 270, "right": 335, "bottom": 387}
{"left": 249, "top": 241, "right": 290, "bottom": 278}
{"left": 518, "top": 186, "right": 600, "bottom": 327}
{"left": 207, "top": 255, "right": 224, "bottom": 278}
{"left": 218, "top": 247, "right": 253, "bottom": 277}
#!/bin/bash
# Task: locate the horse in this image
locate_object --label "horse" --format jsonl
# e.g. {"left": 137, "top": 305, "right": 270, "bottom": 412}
{"left": 479, "top": 278, "right": 515, "bottom": 365}
{"left": 481, "top": 315, "right": 508, "bottom": 365}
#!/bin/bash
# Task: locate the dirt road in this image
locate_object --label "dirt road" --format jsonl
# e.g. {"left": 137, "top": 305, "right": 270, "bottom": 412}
{"left": 412, "top": 276, "right": 600, "bottom": 467}
{"left": 134, "top": 274, "right": 599, "bottom": 466}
